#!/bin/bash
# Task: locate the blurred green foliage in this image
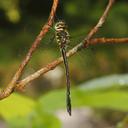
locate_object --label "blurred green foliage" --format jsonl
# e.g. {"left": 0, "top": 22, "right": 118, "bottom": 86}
{"left": 0, "top": 74, "right": 128, "bottom": 127}
{"left": 0, "top": 0, "right": 128, "bottom": 127}
{"left": 0, "top": 93, "right": 34, "bottom": 120}
{"left": 0, "top": 0, "right": 20, "bottom": 23}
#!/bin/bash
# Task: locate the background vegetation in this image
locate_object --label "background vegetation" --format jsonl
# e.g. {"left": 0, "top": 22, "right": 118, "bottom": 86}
{"left": 0, "top": 0, "right": 128, "bottom": 127}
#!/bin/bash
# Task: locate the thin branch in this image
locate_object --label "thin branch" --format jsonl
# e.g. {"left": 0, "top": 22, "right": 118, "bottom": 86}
{"left": 15, "top": 37, "right": 128, "bottom": 90}
{"left": 86, "top": 0, "right": 115, "bottom": 42}
{"left": 89, "top": 38, "right": 128, "bottom": 45}
{"left": 0, "top": 0, "right": 118, "bottom": 100}
{"left": 0, "top": 0, "right": 59, "bottom": 99}
{"left": 15, "top": 0, "right": 115, "bottom": 90}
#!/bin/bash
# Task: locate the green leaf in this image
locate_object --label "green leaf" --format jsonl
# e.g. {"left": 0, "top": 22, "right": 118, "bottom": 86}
{"left": 38, "top": 74, "right": 128, "bottom": 113}
{"left": 29, "top": 111, "right": 61, "bottom": 128}
{"left": 7, "top": 111, "right": 61, "bottom": 128}
{"left": 38, "top": 90, "right": 66, "bottom": 113}
{"left": 0, "top": 93, "right": 35, "bottom": 121}
{"left": 38, "top": 89, "right": 128, "bottom": 112}
{"left": 74, "top": 90, "right": 128, "bottom": 111}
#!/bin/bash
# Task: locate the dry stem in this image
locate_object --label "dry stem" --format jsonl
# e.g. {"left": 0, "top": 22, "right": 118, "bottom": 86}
{"left": 16, "top": 37, "right": 128, "bottom": 90}
{"left": 85, "top": 0, "right": 115, "bottom": 42}
{"left": 15, "top": 0, "right": 115, "bottom": 90}
{"left": 0, "top": 0, "right": 59, "bottom": 99}
{"left": 0, "top": 0, "right": 127, "bottom": 100}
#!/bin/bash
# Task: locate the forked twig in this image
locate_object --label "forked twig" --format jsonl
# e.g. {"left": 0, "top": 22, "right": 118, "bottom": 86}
{"left": 15, "top": 37, "right": 128, "bottom": 90}
{"left": 15, "top": 0, "right": 116, "bottom": 90}
{"left": 0, "top": 0, "right": 127, "bottom": 100}
{"left": 0, "top": 0, "right": 59, "bottom": 99}
{"left": 86, "top": 0, "right": 115, "bottom": 42}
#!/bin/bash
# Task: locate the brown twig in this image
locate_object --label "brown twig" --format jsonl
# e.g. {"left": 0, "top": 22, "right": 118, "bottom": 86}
{"left": 85, "top": 0, "right": 115, "bottom": 43}
{"left": 0, "top": 0, "right": 122, "bottom": 100}
{"left": 15, "top": 0, "right": 115, "bottom": 90}
{"left": 0, "top": 0, "right": 59, "bottom": 99}
{"left": 89, "top": 38, "right": 128, "bottom": 45}
{"left": 15, "top": 37, "right": 128, "bottom": 90}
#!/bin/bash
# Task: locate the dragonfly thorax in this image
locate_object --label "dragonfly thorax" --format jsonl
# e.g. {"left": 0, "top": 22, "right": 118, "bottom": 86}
{"left": 54, "top": 21, "right": 70, "bottom": 48}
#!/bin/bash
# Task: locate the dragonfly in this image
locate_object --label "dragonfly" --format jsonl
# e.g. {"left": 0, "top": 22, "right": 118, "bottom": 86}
{"left": 47, "top": 20, "right": 88, "bottom": 116}
{"left": 54, "top": 20, "right": 72, "bottom": 116}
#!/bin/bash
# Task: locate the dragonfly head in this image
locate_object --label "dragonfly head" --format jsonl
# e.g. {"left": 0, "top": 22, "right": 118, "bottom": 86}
{"left": 54, "top": 20, "right": 67, "bottom": 32}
